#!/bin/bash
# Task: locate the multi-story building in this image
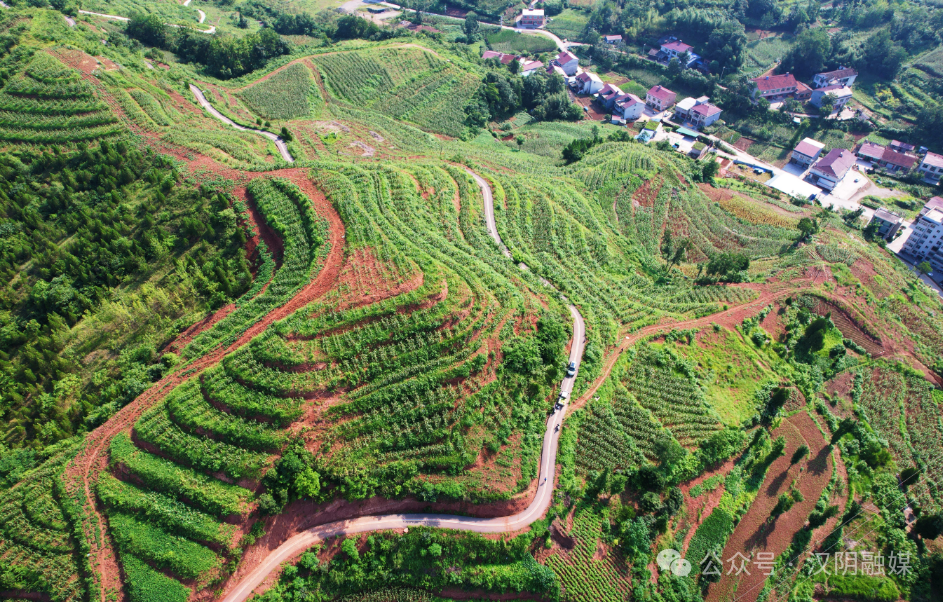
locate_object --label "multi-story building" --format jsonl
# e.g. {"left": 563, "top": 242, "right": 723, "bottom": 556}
{"left": 645, "top": 85, "right": 676, "bottom": 111}
{"left": 918, "top": 152, "right": 943, "bottom": 183}
{"left": 751, "top": 74, "right": 798, "bottom": 100}
{"left": 810, "top": 85, "right": 853, "bottom": 110}
{"left": 689, "top": 102, "right": 722, "bottom": 128}
{"left": 790, "top": 138, "right": 825, "bottom": 167}
{"left": 902, "top": 205, "right": 943, "bottom": 273}
{"left": 868, "top": 208, "right": 903, "bottom": 240}
{"left": 812, "top": 67, "right": 858, "bottom": 88}
{"left": 519, "top": 8, "right": 544, "bottom": 27}
{"left": 553, "top": 51, "right": 579, "bottom": 76}
{"left": 809, "top": 148, "right": 856, "bottom": 190}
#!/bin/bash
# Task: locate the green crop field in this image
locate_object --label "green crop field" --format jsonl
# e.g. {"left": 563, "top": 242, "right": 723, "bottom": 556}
{"left": 2, "top": 7, "right": 943, "bottom": 602}
{"left": 485, "top": 29, "right": 557, "bottom": 54}
{"left": 545, "top": 9, "right": 590, "bottom": 42}
{"left": 311, "top": 47, "right": 480, "bottom": 137}
{"left": 237, "top": 63, "right": 321, "bottom": 120}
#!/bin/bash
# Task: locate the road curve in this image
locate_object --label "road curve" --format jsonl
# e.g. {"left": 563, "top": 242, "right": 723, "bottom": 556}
{"left": 219, "top": 171, "right": 586, "bottom": 602}
{"left": 189, "top": 84, "right": 294, "bottom": 163}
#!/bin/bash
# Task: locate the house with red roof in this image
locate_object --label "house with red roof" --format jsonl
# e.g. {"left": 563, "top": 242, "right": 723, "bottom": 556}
{"left": 597, "top": 84, "right": 624, "bottom": 110}
{"left": 574, "top": 71, "right": 603, "bottom": 95}
{"left": 813, "top": 67, "right": 857, "bottom": 89}
{"left": 520, "top": 60, "right": 544, "bottom": 77}
{"left": 918, "top": 152, "right": 943, "bottom": 183}
{"left": 614, "top": 93, "right": 645, "bottom": 120}
{"left": 553, "top": 51, "right": 579, "bottom": 76}
{"left": 689, "top": 102, "right": 722, "bottom": 128}
{"left": 880, "top": 149, "right": 918, "bottom": 173}
{"left": 790, "top": 138, "right": 825, "bottom": 167}
{"left": 809, "top": 148, "right": 856, "bottom": 190}
{"left": 645, "top": 85, "right": 676, "bottom": 111}
{"left": 519, "top": 8, "right": 545, "bottom": 27}
{"left": 751, "top": 73, "right": 798, "bottom": 100}
{"left": 856, "top": 141, "right": 885, "bottom": 164}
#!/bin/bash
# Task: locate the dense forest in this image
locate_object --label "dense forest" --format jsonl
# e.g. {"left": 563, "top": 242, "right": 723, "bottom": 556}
{"left": 0, "top": 142, "right": 254, "bottom": 456}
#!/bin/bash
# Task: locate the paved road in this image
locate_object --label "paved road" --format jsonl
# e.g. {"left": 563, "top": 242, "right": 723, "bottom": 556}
{"left": 190, "top": 84, "right": 294, "bottom": 162}
{"left": 79, "top": 7, "right": 215, "bottom": 32}
{"left": 220, "top": 171, "right": 586, "bottom": 602}
{"left": 78, "top": 9, "right": 129, "bottom": 21}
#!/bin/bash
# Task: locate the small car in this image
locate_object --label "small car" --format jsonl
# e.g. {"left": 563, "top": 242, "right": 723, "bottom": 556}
{"left": 566, "top": 361, "right": 576, "bottom": 377}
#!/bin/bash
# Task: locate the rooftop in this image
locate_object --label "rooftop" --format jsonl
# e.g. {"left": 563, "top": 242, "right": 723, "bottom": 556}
{"left": 882, "top": 149, "right": 917, "bottom": 169}
{"left": 873, "top": 208, "right": 902, "bottom": 224}
{"left": 817, "top": 67, "right": 857, "bottom": 80}
{"left": 556, "top": 51, "right": 578, "bottom": 64}
{"left": 522, "top": 8, "right": 544, "bottom": 16}
{"left": 812, "top": 148, "right": 856, "bottom": 178}
{"left": 520, "top": 60, "right": 543, "bottom": 72}
{"left": 662, "top": 40, "right": 693, "bottom": 53}
{"left": 891, "top": 140, "right": 915, "bottom": 151}
{"left": 924, "top": 197, "right": 943, "bottom": 213}
{"left": 921, "top": 152, "right": 943, "bottom": 168}
{"left": 857, "top": 141, "right": 885, "bottom": 160}
{"left": 647, "top": 85, "right": 675, "bottom": 101}
{"left": 793, "top": 138, "right": 825, "bottom": 157}
{"left": 818, "top": 84, "right": 852, "bottom": 97}
{"left": 604, "top": 34, "right": 622, "bottom": 41}
{"left": 753, "top": 73, "right": 797, "bottom": 92}
{"left": 925, "top": 209, "right": 943, "bottom": 225}
{"left": 691, "top": 103, "right": 721, "bottom": 117}
{"left": 676, "top": 97, "right": 697, "bottom": 111}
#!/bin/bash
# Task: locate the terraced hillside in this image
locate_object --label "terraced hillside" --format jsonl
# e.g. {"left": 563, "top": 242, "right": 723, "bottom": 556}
{"left": 0, "top": 51, "right": 121, "bottom": 143}
{"left": 3, "top": 12, "right": 943, "bottom": 602}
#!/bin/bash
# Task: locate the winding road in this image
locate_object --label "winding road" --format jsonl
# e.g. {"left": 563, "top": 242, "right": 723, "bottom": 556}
{"left": 189, "top": 84, "right": 294, "bottom": 162}
{"left": 220, "top": 171, "right": 586, "bottom": 602}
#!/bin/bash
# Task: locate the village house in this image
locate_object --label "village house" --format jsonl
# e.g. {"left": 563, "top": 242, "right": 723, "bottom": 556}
{"left": 790, "top": 138, "right": 825, "bottom": 167}
{"left": 520, "top": 60, "right": 544, "bottom": 76}
{"left": 868, "top": 208, "right": 903, "bottom": 240}
{"left": 659, "top": 40, "right": 698, "bottom": 67}
{"left": 810, "top": 85, "right": 853, "bottom": 110}
{"left": 751, "top": 73, "right": 798, "bottom": 101}
{"left": 794, "top": 81, "right": 813, "bottom": 101}
{"left": 889, "top": 140, "right": 915, "bottom": 154}
{"left": 689, "top": 102, "right": 722, "bottom": 128}
{"left": 902, "top": 202, "right": 943, "bottom": 273}
{"left": 614, "top": 93, "right": 645, "bottom": 120}
{"left": 809, "top": 148, "right": 856, "bottom": 190}
{"left": 482, "top": 51, "right": 520, "bottom": 65}
{"left": 856, "top": 141, "right": 885, "bottom": 164}
{"left": 812, "top": 67, "right": 858, "bottom": 89}
{"left": 597, "top": 83, "right": 624, "bottom": 110}
{"left": 646, "top": 85, "right": 676, "bottom": 111}
{"left": 880, "top": 149, "right": 918, "bottom": 173}
{"left": 553, "top": 51, "right": 579, "bottom": 76}
{"left": 519, "top": 8, "right": 545, "bottom": 28}
{"left": 604, "top": 34, "right": 623, "bottom": 44}
{"left": 574, "top": 71, "right": 603, "bottom": 95}
{"left": 918, "top": 152, "right": 943, "bottom": 183}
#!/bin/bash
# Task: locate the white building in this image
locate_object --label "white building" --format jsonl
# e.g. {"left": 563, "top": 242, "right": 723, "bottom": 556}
{"left": 809, "top": 148, "right": 856, "bottom": 190}
{"left": 553, "top": 51, "right": 579, "bottom": 76}
{"left": 810, "top": 85, "right": 853, "bottom": 110}
{"left": 918, "top": 152, "right": 943, "bottom": 183}
{"left": 902, "top": 206, "right": 943, "bottom": 273}
{"left": 689, "top": 102, "right": 722, "bottom": 128}
{"left": 574, "top": 71, "right": 603, "bottom": 94}
{"left": 614, "top": 93, "right": 645, "bottom": 120}
{"left": 813, "top": 67, "right": 858, "bottom": 89}
{"left": 790, "top": 138, "right": 825, "bottom": 167}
